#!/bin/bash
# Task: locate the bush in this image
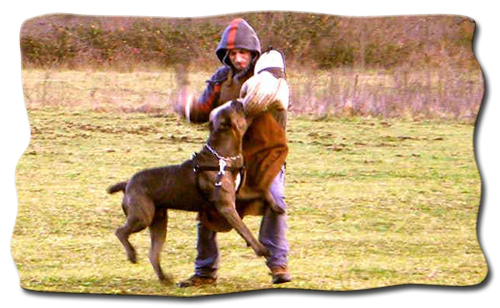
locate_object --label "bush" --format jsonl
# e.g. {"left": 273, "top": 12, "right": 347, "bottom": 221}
{"left": 20, "top": 13, "right": 478, "bottom": 71}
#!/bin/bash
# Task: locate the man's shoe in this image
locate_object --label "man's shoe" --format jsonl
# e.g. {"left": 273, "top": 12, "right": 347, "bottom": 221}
{"left": 271, "top": 265, "right": 292, "bottom": 284}
{"left": 177, "top": 274, "right": 217, "bottom": 288}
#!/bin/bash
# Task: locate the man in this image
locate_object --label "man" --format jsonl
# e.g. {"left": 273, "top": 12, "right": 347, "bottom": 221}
{"left": 176, "top": 18, "right": 290, "bottom": 286}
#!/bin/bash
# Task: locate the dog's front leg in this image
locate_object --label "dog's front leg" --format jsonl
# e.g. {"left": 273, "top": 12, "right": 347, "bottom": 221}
{"left": 215, "top": 197, "right": 270, "bottom": 257}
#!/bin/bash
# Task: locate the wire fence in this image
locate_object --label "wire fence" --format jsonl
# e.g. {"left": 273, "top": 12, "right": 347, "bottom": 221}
{"left": 22, "top": 67, "right": 483, "bottom": 121}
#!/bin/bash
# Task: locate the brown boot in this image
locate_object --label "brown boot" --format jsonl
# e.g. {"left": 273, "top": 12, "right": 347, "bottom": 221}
{"left": 270, "top": 265, "right": 292, "bottom": 284}
{"left": 177, "top": 274, "right": 217, "bottom": 288}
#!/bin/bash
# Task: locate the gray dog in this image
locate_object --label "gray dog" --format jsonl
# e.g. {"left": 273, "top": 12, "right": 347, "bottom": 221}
{"left": 107, "top": 99, "right": 281, "bottom": 284}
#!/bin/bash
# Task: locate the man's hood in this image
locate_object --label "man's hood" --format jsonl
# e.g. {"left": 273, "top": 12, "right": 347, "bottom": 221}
{"left": 215, "top": 18, "right": 261, "bottom": 68}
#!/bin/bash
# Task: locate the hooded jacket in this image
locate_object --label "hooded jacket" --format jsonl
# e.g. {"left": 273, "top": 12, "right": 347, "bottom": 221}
{"left": 181, "top": 19, "right": 288, "bottom": 231}
{"left": 215, "top": 18, "right": 261, "bottom": 69}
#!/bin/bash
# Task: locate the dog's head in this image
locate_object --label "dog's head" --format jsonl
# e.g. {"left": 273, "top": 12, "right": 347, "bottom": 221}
{"left": 208, "top": 99, "right": 248, "bottom": 142}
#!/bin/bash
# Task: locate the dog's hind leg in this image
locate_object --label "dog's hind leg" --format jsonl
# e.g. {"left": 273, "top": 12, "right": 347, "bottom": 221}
{"left": 148, "top": 208, "right": 171, "bottom": 284}
{"left": 237, "top": 186, "right": 285, "bottom": 214}
{"left": 115, "top": 221, "right": 142, "bottom": 264}
{"left": 263, "top": 191, "right": 285, "bottom": 214}
{"left": 115, "top": 196, "right": 155, "bottom": 264}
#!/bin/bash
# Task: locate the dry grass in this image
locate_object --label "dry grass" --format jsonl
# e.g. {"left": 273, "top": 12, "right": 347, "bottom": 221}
{"left": 21, "top": 68, "right": 483, "bottom": 120}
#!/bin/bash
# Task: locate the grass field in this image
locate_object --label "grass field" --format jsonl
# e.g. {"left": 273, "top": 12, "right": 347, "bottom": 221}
{"left": 11, "top": 70, "right": 487, "bottom": 296}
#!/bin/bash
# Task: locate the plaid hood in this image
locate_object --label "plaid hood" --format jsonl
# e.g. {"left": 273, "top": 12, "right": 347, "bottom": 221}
{"left": 215, "top": 18, "right": 261, "bottom": 68}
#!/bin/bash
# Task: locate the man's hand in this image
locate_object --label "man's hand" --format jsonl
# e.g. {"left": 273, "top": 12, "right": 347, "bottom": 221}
{"left": 176, "top": 85, "right": 195, "bottom": 121}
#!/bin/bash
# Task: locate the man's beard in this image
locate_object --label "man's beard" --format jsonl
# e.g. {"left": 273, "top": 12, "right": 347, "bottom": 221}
{"left": 234, "top": 63, "right": 253, "bottom": 80}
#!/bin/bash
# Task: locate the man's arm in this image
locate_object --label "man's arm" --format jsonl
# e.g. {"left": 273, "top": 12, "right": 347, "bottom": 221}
{"left": 176, "top": 67, "right": 229, "bottom": 123}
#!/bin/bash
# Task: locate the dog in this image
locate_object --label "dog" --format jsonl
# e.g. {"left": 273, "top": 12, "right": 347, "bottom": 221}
{"left": 107, "top": 99, "right": 281, "bottom": 283}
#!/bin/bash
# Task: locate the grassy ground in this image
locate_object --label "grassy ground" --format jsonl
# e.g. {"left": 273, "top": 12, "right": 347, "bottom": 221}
{"left": 12, "top": 104, "right": 486, "bottom": 296}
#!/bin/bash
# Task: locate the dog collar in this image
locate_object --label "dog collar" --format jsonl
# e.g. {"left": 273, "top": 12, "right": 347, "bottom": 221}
{"left": 204, "top": 144, "right": 241, "bottom": 162}
{"left": 191, "top": 151, "right": 246, "bottom": 202}
{"left": 204, "top": 144, "right": 242, "bottom": 187}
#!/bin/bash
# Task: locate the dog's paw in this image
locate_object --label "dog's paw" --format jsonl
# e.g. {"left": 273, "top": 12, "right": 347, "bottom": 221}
{"left": 270, "top": 202, "right": 286, "bottom": 215}
{"left": 257, "top": 246, "right": 271, "bottom": 257}
{"left": 127, "top": 251, "right": 137, "bottom": 264}
{"left": 159, "top": 273, "right": 174, "bottom": 285}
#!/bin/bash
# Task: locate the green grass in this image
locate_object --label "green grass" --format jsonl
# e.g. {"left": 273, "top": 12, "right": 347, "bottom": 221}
{"left": 11, "top": 106, "right": 486, "bottom": 296}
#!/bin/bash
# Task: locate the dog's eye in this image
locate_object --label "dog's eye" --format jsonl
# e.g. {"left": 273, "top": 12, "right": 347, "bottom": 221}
{"left": 219, "top": 120, "right": 231, "bottom": 129}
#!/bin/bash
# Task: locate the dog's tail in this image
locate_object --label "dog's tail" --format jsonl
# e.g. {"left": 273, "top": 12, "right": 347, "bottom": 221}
{"left": 107, "top": 181, "right": 128, "bottom": 194}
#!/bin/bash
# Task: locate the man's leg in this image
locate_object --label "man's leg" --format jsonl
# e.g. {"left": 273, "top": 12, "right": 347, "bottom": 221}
{"left": 195, "top": 222, "right": 219, "bottom": 277}
{"left": 178, "top": 222, "right": 219, "bottom": 287}
{"left": 259, "top": 167, "right": 291, "bottom": 283}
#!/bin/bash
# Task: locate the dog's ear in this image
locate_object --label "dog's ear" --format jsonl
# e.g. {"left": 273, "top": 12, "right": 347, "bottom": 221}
{"left": 230, "top": 99, "right": 248, "bottom": 132}
{"left": 232, "top": 99, "right": 245, "bottom": 114}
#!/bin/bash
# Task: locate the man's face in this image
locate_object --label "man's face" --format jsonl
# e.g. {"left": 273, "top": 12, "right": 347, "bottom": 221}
{"left": 228, "top": 49, "right": 252, "bottom": 71}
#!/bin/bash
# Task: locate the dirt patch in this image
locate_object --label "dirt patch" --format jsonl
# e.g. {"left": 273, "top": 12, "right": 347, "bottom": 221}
{"left": 65, "top": 122, "right": 160, "bottom": 136}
